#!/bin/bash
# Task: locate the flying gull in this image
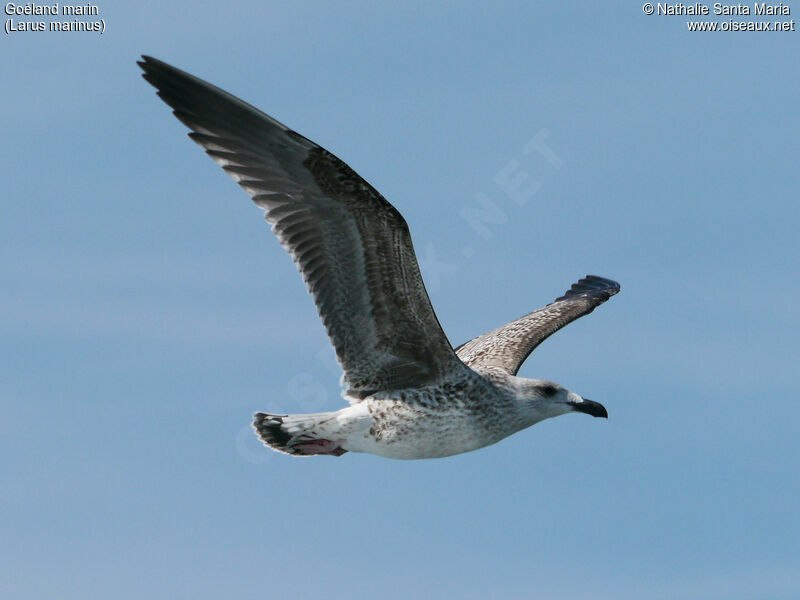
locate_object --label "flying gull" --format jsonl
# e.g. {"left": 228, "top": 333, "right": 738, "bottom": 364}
{"left": 138, "top": 56, "right": 620, "bottom": 460}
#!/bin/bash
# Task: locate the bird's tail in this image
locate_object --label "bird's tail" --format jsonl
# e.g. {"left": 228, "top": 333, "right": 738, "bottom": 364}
{"left": 252, "top": 411, "right": 348, "bottom": 457}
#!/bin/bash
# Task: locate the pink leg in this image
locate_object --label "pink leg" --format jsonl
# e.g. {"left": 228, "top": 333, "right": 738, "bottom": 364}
{"left": 292, "top": 438, "right": 348, "bottom": 456}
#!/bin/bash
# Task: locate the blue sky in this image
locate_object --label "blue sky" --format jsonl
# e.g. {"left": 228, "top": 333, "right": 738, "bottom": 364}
{"left": 3, "top": 2, "right": 799, "bottom": 598}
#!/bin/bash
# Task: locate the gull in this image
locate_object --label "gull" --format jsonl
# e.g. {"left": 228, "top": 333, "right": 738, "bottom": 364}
{"left": 138, "top": 56, "right": 620, "bottom": 460}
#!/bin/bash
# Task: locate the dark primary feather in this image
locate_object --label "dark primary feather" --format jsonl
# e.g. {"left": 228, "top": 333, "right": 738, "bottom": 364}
{"left": 455, "top": 275, "right": 620, "bottom": 375}
{"left": 138, "top": 56, "right": 466, "bottom": 398}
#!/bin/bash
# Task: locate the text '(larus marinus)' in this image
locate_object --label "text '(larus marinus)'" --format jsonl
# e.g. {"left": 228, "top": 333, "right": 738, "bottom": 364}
{"left": 139, "top": 56, "right": 621, "bottom": 460}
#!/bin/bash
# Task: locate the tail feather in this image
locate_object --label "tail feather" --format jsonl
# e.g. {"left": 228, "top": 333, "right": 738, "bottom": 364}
{"left": 252, "top": 412, "right": 348, "bottom": 457}
{"left": 252, "top": 413, "right": 296, "bottom": 455}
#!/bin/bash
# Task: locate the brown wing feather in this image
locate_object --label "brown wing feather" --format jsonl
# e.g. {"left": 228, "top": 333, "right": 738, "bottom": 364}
{"left": 139, "top": 56, "right": 464, "bottom": 398}
{"left": 455, "top": 275, "right": 620, "bottom": 375}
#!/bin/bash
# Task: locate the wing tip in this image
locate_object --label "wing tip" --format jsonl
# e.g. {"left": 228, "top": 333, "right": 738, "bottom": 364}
{"left": 555, "top": 274, "right": 621, "bottom": 303}
{"left": 137, "top": 54, "right": 171, "bottom": 73}
{"left": 137, "top": 54, "right": 167, "bottom": 80}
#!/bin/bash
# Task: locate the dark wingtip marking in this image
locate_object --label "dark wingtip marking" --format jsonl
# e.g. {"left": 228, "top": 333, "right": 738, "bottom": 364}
{"left": 555, "top": 275, "right": 621, "bottom": 303}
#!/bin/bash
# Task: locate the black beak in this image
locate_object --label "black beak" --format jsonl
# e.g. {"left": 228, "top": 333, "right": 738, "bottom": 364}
{"left": 571, "top": 398, "right": 608, "bottom": 418}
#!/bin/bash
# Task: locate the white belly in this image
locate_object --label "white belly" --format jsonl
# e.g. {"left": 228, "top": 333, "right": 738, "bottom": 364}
{"left": 336, "top": 399, "right": 502, "bottom": 460}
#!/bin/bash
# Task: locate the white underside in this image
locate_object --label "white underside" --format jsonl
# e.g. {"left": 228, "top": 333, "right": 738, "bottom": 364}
{"left": 307, "top": 401, "right": 510, "bottom": 460}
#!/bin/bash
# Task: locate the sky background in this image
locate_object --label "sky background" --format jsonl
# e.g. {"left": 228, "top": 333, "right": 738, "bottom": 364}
{"left": 3, "top": 2, "right": 799, "bottom": 599}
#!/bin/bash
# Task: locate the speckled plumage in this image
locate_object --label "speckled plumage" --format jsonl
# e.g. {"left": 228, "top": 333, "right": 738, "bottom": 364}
{"left": 139, "top": 56, "right": 619, "bottom": 460}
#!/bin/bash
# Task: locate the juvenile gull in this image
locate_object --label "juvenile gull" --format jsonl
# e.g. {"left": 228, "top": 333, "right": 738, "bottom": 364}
{"left": 138, "top": 56, "right": 621, "bottom": 460}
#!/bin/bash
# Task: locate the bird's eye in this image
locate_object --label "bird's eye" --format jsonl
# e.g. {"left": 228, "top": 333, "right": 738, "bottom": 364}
{"left": 541, "top": 385, "right": 558, "bottom": 397}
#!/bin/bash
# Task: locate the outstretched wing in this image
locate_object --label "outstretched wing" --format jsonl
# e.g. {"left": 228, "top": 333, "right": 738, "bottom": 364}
{"left": 139, "top": 56, "right": 466, "bottom": 399}
{"left": 455, "top": 275, "right": 620, "bottom": 375}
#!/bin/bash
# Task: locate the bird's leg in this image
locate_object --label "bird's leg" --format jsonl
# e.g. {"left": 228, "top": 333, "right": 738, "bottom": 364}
{"left": 291, "top": 438, "right": 348, "bottom": 456}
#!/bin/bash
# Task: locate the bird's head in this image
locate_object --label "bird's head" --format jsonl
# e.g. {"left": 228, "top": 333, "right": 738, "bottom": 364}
{"left": 515, "top": 378, "right": 608, "bottom": 423}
